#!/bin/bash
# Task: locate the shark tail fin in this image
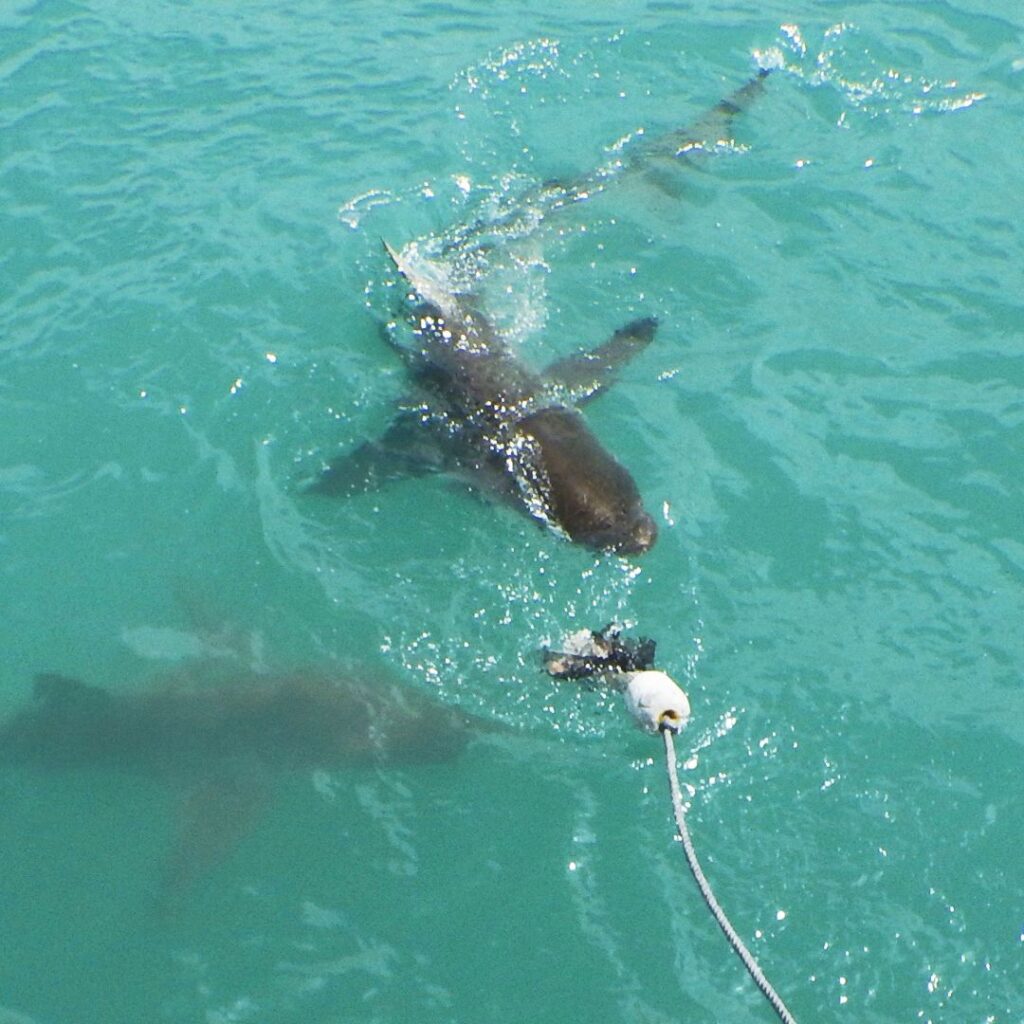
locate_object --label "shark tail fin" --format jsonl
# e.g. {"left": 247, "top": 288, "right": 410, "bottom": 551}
{"left": 662, "top": 66, "right": 773, "bottom": 161}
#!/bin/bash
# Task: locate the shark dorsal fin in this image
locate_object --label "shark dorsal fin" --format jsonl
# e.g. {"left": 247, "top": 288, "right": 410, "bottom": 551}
{"left": 382, "top": 238, "right": 404, "bottom": 274}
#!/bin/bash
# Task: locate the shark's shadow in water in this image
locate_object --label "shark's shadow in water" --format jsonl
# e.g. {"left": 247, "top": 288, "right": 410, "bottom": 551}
{"left": 0, "top": 667, "right": 471, "bottom": 910}
{"left": 311, "top": 69, "right": 773, "bottom": 554}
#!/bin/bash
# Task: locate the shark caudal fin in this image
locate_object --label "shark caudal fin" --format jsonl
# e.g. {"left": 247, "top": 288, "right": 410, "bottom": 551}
{"left": 650, "top": 66, "right": 773, "bottom": 166}
{"left": 541, "top": 316, "right": 658, "bottom": 405}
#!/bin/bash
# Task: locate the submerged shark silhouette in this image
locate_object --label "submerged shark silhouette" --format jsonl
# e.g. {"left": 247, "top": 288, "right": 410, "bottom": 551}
{"left": 1, "top": 668, "right": 469, "bottom": 907}
{"left": 312, "top": 69, "right": 772, "bottom": 554}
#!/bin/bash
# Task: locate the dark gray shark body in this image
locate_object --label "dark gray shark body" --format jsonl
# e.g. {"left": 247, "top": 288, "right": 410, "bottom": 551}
{"left": 314, "top": 242, "right": 659, "bottom": 553}
{"left": 312, "top": 68, "right": 774, "bottom": 554}
{"left": 2, "top": 669, "right": 468, "bottom": 905}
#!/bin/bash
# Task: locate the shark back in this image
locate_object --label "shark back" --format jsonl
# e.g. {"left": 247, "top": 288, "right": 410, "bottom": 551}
{"left": 1, "top": 670, "right": 468, "bottom": 773}
{"left": 382, "top": 241, "right": 540, "bottom": 423}
{"left": 314, "top": 70, "right": 775, "bottom": 552}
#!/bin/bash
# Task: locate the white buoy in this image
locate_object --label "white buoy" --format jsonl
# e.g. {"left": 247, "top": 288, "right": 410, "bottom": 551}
{"left": 623, "top": 670, "right": 691, "bottom": 733}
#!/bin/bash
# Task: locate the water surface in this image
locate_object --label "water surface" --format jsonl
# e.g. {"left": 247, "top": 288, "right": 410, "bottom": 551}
{"left": 2, "top": 1, "right": 1023, "bottom": 1021}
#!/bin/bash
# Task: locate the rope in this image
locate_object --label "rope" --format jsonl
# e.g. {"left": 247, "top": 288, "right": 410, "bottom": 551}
{"left": 661, "top": 725, "right": 798, "bottom": 1023}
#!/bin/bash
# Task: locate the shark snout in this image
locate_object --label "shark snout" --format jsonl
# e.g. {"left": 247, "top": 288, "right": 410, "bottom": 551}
{"left": 578, "top": 508, "right": 658, "bottom": 555}
{"left": 615, "top": 510, "right": 658, "bottom": 555}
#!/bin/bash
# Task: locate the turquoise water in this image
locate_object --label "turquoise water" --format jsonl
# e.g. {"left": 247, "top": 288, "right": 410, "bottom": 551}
{"left": 2, "top": 0, "right": 1023, "bottom": 1020}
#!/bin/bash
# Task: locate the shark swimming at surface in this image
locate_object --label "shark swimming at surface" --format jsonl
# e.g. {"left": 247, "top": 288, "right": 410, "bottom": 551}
{"left": 0, "top": 666, "right": 470, "bottom": 908}
{"left": 311, "top": 67, "right": 773, "bottom": 554}
{"left": 313, "top": 242, "right": 661, "bottom": 553}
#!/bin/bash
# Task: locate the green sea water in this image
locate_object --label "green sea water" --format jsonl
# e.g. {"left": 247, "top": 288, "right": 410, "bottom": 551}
{"left": 2, "top": 1, "right": 1023, "bottom": 1021}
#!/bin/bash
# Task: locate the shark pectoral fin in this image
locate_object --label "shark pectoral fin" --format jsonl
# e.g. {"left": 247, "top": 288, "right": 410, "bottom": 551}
{"left": 542, "top": 316, "right": 658, "bottom": 403}
{"left": 158, "top": 767, "right": 271, "bottom": 913}
{"left": 309, "top": 440, "right": 423, "bottom": 497}
{"left": 307, "top": 410, "right": 445, "bottom": 498}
